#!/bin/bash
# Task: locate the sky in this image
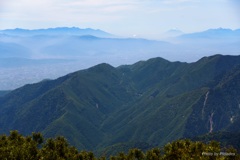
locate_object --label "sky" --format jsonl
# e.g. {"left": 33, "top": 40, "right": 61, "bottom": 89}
{"left": 0, "top": 0, "right": 240, "bottom": 39}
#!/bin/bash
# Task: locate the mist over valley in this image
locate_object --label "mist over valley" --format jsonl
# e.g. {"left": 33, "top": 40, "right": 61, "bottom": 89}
{"left": 0, "top": 27, "right": 239, "bottom": 90}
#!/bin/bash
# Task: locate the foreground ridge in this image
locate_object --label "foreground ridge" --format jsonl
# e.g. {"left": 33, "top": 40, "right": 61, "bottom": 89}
{"left": 0, "top": 54, "right": 240, "bottom": 151}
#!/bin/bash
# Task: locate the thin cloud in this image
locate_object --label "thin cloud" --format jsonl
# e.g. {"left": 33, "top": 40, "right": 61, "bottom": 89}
{"left": 0, "top": 0, "right": 239, "bottom": 36}
{"left": 60, "top": 0, "right": 138, "bottom": 11}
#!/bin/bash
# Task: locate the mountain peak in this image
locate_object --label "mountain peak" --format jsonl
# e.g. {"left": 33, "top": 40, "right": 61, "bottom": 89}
{"left": 88, "top": 63, "right": 116, "bottom": 72}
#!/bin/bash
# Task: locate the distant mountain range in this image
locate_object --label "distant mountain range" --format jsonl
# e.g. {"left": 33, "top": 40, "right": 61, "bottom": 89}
{"left": 179, "top": 28, "right": 240, "bottom": 39}
{"left": 2, "top": 27, "right": 238, "bottom": 39}
{"left": 0, "top": 27, "right": 239, "bottom": 90}
{"left": 0, "top": 27, "right": 238, "bottom": 61}
{"left": 0, "top": 54, "right": 240, "bottom": 153}
{"left": 0, "top": 27, "right": 114, "bottom": 38}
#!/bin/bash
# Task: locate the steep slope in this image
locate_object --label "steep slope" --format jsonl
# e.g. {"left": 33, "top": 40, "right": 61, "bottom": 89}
{"left": 100, "top": 55, "right": 240, "bottom": 147}
{"left": 0, "top": 54, "right": 240, "bottom": 151}
{"left": 184, "top": 65, "right": 240, "bottom": 137}
{"left": 0, "top": 63, "right": 136, "bottom": 149}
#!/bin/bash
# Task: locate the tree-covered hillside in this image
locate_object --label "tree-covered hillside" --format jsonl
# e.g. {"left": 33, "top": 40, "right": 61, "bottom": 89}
{"left": 0, "top": 54, "right": 240, "bottom": 152}
{"left": 0, "top": 90, "right": 10, "bottom": 97}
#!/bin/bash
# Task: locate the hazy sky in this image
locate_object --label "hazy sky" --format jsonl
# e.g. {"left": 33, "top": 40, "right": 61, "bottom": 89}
{"left": 0, "top": 0, "right": 239, "bottom": 38}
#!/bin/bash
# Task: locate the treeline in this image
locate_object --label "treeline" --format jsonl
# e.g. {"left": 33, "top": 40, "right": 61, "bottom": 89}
{"left": 0, "top": 130, "right": 239, "bottom": 160}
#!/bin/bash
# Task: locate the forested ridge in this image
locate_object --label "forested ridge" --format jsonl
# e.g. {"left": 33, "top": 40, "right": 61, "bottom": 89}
{"left": 1, "top": 55, "right": 240, "bottom": 153}
{"left": 0, "top": 130, "right": 238, "bottom": 160}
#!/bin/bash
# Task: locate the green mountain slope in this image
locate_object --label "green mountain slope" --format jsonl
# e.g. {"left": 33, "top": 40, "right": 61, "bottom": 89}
{"left": 100, "top": 55, "right": 240, "bottom": 147}
{"left": 0, "top": 90, "right": 10, "bottom": 97}
{"left": 184, "top": 64, "right": 240, "bottom": 137}
{"left": 0, "top": 54, "right": 240, "bottom": 151}
{"left": 0, "top": 63, "right": 136, "bottom": 149}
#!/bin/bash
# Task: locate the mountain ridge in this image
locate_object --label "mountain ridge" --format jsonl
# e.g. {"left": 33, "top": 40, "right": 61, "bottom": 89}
{"left": 178, "top": 28, "right": 240, "bottom": 39}
{"left": 0, "top": 27, "right": 114, "bottom": 38}
{"left": 0, "top": 54, "right": 240, "bottom": 152}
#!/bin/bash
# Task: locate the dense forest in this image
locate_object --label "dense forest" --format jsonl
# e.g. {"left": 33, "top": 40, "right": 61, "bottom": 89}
{"left": 1, "top": 55, "right": 240, "bottom": 151}
{"left": 0, "top": 130, "right": 238, "bottom": 160}
{"left": 1, "top": 55, "right": 240, "bottom": 159}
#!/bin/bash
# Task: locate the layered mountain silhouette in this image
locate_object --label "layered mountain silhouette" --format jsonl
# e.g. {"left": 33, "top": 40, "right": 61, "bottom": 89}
{"left": 0, "top": 27, "right": 114, "bottom": 38}
{"left": 1, "top": 27, "right": 239, "bottom": 90}
{"left": 0, "top": 54, "right": 240, "bottom": 152}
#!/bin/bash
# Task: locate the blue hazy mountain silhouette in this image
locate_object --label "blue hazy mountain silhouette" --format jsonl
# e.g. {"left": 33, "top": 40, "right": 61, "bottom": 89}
{"left": 0, "top": 27, "right": 114, "bottom": 38}
{"left": 0, "top": 27, "right": 239, "bottom": 90}
{"left": 179, "top": 28, "right": 240, "bottom": 39}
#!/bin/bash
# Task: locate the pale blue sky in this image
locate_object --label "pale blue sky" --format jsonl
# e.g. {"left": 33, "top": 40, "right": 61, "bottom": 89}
{"left": 0, "top": 0, "right": 239, "bottom": 39}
